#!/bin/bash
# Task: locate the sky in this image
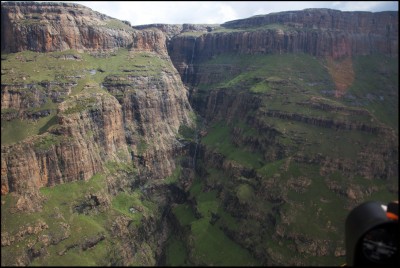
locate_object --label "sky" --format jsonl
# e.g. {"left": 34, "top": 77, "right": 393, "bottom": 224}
{"left": 63, "top": 1, "right": 399, "bottom": 26}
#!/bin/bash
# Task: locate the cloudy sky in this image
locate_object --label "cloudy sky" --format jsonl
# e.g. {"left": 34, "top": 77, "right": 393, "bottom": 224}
{"left": 65, "top": 1, "right": 398, "bottom": 26}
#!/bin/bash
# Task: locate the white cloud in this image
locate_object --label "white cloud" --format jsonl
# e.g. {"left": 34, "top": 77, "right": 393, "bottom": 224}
{"left": 212, "top": 3, "right": 238, "bottom": 23}
{"left": 65, "top": 1, "right": 398, "bottom": 26}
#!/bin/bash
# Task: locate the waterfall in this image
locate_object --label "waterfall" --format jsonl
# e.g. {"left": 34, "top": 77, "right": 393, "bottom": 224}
{"left": 190, "top": 37, "right": 197, "bottom": 65}
{"left": 185, "top": 36, "right": 197, "bottom": 84}
{"left": 184, "top": 65, "right": 189, "bottom": 84}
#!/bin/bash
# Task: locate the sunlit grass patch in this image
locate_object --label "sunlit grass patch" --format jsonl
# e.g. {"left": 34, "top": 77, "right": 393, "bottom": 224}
{"left": 190, "top": 218, "right": 260, "bottom": 266}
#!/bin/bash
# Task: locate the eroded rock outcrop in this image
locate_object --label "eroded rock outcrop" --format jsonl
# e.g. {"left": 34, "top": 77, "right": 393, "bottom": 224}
{"left": 1, "top": 1, "right": 166, "bottom": 54}
{"left": 1, "top": 92, "right": 130, "bottom": 194}
{"left": 104, "top": 67, "right": 193, "bottom": 180}
{"left": 1, "top": 82, "right": 74, "bottom": 120}
{"left": 1, "top": 1, "right": 194, "bottom": 195}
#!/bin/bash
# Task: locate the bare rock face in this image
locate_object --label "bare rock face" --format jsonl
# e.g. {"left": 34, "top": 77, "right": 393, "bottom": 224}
{"left": 104, "top": 66, "right": 193, "bottom": 180}
{"left": 1, "top": 54, "right": 192, "bottom": 195}
{"left": 132, "top": 29, "right": 169, "bottom": 55}
{"left": 1, "top": 2, "right": 194, "bottom": 195}
{"left": 1, "top": 92, "right": 130, "bottom": 194}
{"left": 222, "top": 8, "right": 398, "bottom": 34}
{"left": 0, "top": 2, "right": 167, "bottom": 54}
{"left": 221, "top": 8, "right": 398, "bottom": 58}
{"left": 134, "top": 24, "right": 185, "bottom": 40}
{"left": 1, "top": 2, "right": 130, "bottom": 52}
{"left": 168, "top": 9, "right": 398, "bottom": 79}
{"left": 1, "top": 82, "right": 74, "bottom": 120}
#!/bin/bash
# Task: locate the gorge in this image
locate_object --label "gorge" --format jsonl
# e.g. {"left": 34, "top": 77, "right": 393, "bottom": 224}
{"left": 1, "top": 2, "right": 398, "bottom": 266}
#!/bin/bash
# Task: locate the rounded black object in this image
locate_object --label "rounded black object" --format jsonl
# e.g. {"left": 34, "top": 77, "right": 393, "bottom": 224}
{"left": 345, "top": 201, "right": 398, "bottom": 266}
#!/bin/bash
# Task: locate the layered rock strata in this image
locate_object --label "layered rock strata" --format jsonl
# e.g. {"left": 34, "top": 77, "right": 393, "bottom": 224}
{"left": 1, "top": 2, "right": 193, "bottom": 194}
{"left": 1, "top": 92, "right": 130, "bottom": 194}
{"left": 166, "top": 9, "right": 398, "bottom": 79}
{"left": 1, "top": 1, "right": 166, "bottom": 54}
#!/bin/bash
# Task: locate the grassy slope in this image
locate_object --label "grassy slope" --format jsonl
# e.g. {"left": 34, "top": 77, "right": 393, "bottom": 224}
{"left": 0, "top": 48, "right": 173, "bottom": 266}
{"left": 0, "top": 170, "right": 161, "bottom": 266}
{"left": 1, "top": 35, "right": 398, "bottom": 267}
{"left": 1, "top": 48, "right": 172, "bottom": 145}
{"left": 197, "top": 52, "right": 398, "bottom": 131}
{"left": 167, "top": 178, "right": 261, "bottom": 266}
{"left": 187, "top": 52, "right": 398, "bottom": 265}
{"left": 2, "top": 174, "right": 101, "bottom": 266}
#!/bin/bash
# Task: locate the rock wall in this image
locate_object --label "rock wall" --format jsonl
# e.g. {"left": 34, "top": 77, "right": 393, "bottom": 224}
{"left": 1, "top": 62, "right": 193, "bottom": 195}
{"left": 222, "top": 8, "right": 398, "bottom": 33}
{"left": 1, "top": 92, "right": 129, "bottom": 195}
{"left": 167, "top": 9, "right": 398, "bottom": 79}
{"left": 104, "top": 70, "right": 193, "bottom": 180}
{"left": 1, "top": 3, "right": 397, "bottom": 195}
{"left": 1, "top": 2, "right": 193, "bottom": 195}
{"left": 1, "top": 1, "right": 165, "bottom": 54}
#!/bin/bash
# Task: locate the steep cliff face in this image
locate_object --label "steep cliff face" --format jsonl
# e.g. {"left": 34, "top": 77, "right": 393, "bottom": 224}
{"left": 1, "top": 82, "right": 74, "bottom": 121}
{"left": 1, "top": 2, "right": 193, "bottom": 195}
{"left": 1, "top": 92, "right": 130, "bottom": 195}
{"left": 1, "top": 2, "right": 130, "bottom": 52}
{"left": 0, "top": 1, "right": 167, "bottom": 54}
{"left": 1, "top": 3, "right": 398, "bottom": 266}
{"left": 1, "top": 56, "right": 192, "bottom": 195}
{"left": 167, "top": 9, "right": 398, "bottom": 79}
{"left": 222, "top": 8, "right": 398, "bottom": 57}
{"left": 222, "top": 8, "right": 398, "bottom": 33}
{"left": 1, "top": 2, "right": 194, "bottom": 262}
{"left": 103, "top": 65, "right": 193, "bottom": 180}
{"left": 165, "top": 33, "right": 397, "bottom": 264}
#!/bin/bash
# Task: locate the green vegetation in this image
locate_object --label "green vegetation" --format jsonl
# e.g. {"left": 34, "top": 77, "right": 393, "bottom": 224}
{"left": 268, "top": 116, "right": 378, "bottom": 159}
{"left": 104, "top": 18, "right": 133, "bottom": 31}
{"left": 347, "top": 55, "right": 399, "bottom": 131}
{"left": 33, "top": 133, "right": 63, "bottom": 151}
{"left": 236, "top": 183, "right": 254, "bottom": 204}
{"left": 62, "top": 96, "right": 97, "bottom": 114}
{"left": 195, "top": 52, "right": 397, "bottom": 136}
{"left": 105, "top": 160, "right": 135, "bottom": 174}
{"left": 249, "top": 80, "right": 271, "bottom": 93}
{"left": 178, "top": 31, "right": 206, "bottom": 37}
{"left": 178, "top": 124, "right": 196, "bottom": 141}
{"left": 172, "top": 204, "right": 196, "bottom": 226}
{"left": 190, "top": 218, "right": 260, "bottom": 266}
{"left": 111, "top": 191, "right": 145, "bottom": 224}
{"left": 1, "top": 174, "right": 107, "bottom": 266}
{"left": 202, "top": 121, "right": 263, "bottom": 169}
{"left": 0, "top": 48, "right": 172, "bottom": 92}
{"left": 1, "top": 47, "right": 175, "bottom": 146}
{"left": 1, "top": 112, "right": 57, "bottom": 145}
{"left": 0, "top": 172, "right": 160, "bottom": 266}
{"left": 196, "top": 189, "right": 219, "bottom": 218}
{"left": 212, "top": 23, "right": 296, "bottom": 33}
{"left": 169, "top": 177, "right": 260, "bottom": 266}
{"left": 164, "top": 165, "right": 182, "bottom": 184}
{"left": 136, "top": 139, "right": 149, "bottom": 155}
{"left": 197, "top": 53, "right": 332, "bottom": 91}
{"left": 189, "top": 50, "right": 397, "bottom": 266}
{"left": 165, "top": 236, "right": 188, "bottom": 266}
{"left": 1, "top": 14, "right": 397, "bottom": 267}
{"left": 258, "top": 159, "right": 285, "bottom": 177}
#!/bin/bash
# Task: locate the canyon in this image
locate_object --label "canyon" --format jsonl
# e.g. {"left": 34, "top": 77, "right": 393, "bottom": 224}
{"left": 1, "top": 2, "right": 398, "bottom": 266}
